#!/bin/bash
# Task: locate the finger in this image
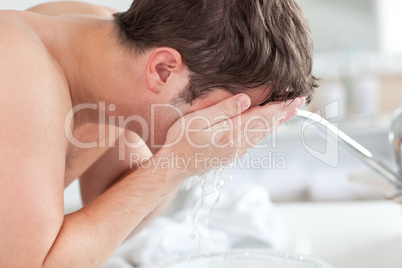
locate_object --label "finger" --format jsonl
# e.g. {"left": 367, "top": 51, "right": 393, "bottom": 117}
{"left": 285, "top": 108, "right": 298, "bottom": 121}
{"left": 203, "top": 97, "right": 304, "bottom": 150}
{"left": 281, "top": 97, "right": 303, "bottom": 112}
{"left": 235, "top": 97, "right": 302, "bottom": 131}
{"left": 235, "top": 98, "right": 304, "bottom": 149}
{"left": 187, "top": 93, "right": 251, "bottom": 130}
{"left": 206, "top": 96, "right": 302, "bottom": 136}
{"left": 243, "top": 98, "right": 305, "bottom": 147}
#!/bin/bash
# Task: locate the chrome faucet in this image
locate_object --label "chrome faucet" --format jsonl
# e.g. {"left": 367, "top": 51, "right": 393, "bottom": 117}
{"left": 294, "top": 110, "right": 402, "bottom": 202}
{"left": 390, "top": 108, "right": 402, "bottom": 177}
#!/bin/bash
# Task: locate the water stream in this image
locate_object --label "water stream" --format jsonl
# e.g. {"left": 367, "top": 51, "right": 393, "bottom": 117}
{"left": 188, "top": 164, "right": 234, "bottom": 248}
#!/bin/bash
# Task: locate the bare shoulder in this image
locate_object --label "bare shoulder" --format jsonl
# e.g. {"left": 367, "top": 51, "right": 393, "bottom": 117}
{"left": 27, "top": 1, "right": 119, "bottom": 17}
{"left": 0, "top": 19, "right": 70, "bottom": 169}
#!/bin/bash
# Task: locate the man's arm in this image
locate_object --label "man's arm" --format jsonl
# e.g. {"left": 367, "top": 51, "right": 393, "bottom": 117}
{"left": 27, "top": 1, "right": 118, "bottom": 17}
{"left": 79, "top": 128, "right": 150, "bottom": 205}
{"left": 79, "top": 128, "right": 179, "bottom": 235}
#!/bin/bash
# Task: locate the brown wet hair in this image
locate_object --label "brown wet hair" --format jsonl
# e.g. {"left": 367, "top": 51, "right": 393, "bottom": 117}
{"left": 114, "top": 0, "right": 318, "bottom": 105}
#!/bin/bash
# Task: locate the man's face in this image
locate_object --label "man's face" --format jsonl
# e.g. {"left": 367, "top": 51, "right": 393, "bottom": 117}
{"left": 148, "top": 86, "right": 270, "bottom": 153}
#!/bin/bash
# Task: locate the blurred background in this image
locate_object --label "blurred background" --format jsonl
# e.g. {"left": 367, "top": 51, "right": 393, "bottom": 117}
{"left": 254, "top": 0, "right": 402, "bottom": 203}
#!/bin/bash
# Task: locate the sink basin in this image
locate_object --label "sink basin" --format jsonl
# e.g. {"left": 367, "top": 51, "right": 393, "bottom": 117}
{"left": 157, "top": 249, "right": 333, "bottom": 268}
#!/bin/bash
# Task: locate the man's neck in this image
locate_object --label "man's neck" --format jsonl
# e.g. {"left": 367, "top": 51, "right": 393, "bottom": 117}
{"left": 41, "top": 15, "right": 146, "bottom": 128}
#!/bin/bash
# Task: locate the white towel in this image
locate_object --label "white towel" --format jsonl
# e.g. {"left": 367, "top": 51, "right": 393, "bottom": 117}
{"left": 103, "top": 181, "right": 284, "bottom": 268}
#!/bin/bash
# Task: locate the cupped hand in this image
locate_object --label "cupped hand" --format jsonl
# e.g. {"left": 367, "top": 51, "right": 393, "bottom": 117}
{"left": 156, "top": 93, "right": 305, "bottom": 178}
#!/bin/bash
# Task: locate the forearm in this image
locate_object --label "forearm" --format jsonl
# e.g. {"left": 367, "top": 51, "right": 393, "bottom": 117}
{"left": 129, "top": 185, "right": 180, "bottom": 237}
{"left": 44, "top": 154, "right": 182, "bottom": 267}
{"left": 81, "top": 166, "right": 179, "bottom": 238}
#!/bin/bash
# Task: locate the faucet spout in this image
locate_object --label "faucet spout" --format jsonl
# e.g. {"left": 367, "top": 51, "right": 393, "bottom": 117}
{"left": 293, "top": 110, "right": 402, "bottom": 199}
{"left": 390, "top": 108, "right": 402, "bottom": 177}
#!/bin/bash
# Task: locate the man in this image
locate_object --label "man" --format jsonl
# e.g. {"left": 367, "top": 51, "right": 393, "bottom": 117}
{"left": 0, "top": 0, "right": 316, "bottom": 267}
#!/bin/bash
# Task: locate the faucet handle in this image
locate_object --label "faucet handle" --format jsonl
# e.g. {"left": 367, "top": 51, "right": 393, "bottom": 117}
{"left": 390, "top": 108, "right": 402, "bottom": 176}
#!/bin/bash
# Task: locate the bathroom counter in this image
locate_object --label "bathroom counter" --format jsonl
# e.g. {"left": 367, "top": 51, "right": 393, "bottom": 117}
{"left": 277, "top": 201, "right": 402, "bottom": 268}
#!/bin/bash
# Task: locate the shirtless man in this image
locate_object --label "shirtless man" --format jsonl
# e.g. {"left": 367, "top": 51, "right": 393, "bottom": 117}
{"left": 0, "top": 1, "right": 316, "bottom": 267}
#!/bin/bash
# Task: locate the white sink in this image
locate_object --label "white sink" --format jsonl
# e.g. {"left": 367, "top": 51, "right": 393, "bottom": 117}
{"left": 277, "top": 201, "right": 402, "bottom": 268}
{"left": 160, "top": 250, "right": 332, "bottom": 268}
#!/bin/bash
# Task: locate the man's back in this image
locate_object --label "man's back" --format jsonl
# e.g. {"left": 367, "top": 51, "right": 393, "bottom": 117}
{"left": 0, "top": 10, "right": 73, "bottom": 265}
{"left": 0, "top": 5, "right": 128, "bottom": 266}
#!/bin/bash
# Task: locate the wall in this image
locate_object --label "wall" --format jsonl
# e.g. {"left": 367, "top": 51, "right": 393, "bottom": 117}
{"left": 301, "top": 0, "right": 378, "bottom": 52}
{"left": 380, "top": 75, "right": 402, "bottom": 114}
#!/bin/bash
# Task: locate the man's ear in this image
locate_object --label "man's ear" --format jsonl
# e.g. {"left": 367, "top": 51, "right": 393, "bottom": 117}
{"left": 145, "top": 47, "right": 186, "bottom": 94}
